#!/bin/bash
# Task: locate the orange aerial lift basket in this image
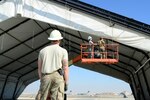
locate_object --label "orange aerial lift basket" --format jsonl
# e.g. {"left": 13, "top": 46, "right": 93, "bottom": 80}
{"left": 81, "top": 43, "right": 119, "bottom": 64}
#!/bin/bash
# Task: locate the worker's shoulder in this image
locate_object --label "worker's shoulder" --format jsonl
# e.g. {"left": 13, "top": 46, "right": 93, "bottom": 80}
{"left": 39, "top": 46, "right": 50, "bottom": 52}
{"left": 59, "top": 46, "right": 67, "bottom": 52}
{"left": 42, "top": 45, "right": 49, "bottom": 49}
{"left": 40, "top": 45, "right": 67, "bottom": 53}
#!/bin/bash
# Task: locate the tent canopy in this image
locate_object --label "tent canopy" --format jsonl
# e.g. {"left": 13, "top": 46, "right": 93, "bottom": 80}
{"left": 0, "top": 0, "right": 150, "bottom": 99}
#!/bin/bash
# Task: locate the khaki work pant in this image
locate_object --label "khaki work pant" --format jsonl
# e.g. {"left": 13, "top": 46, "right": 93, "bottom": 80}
{"left": 36, "top": 71, "right": 64, "bottom": 100}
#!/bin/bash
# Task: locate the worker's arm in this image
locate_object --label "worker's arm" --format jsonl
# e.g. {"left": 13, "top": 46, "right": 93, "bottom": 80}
{"left": 63, "top": 59, "right": 69, "bottom": 85}
{"left": 62, "top": 49, "right": 69, "bottom": 92}
{"left": 90, "top": 40, "right": 94, "bottom": 45}
{"left": 102, "top": 40, "right": 106, "bottom": 47}
{"left": 38, "top": 59, "right": 42, "bottom": 81}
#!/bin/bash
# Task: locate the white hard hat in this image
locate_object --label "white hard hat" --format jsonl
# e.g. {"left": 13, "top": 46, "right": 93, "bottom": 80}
{"left": 48, "top": 30, "right": 63, "bottom": 40}
{"left": 88, "top": 36, "right": 92, "bottom": 40}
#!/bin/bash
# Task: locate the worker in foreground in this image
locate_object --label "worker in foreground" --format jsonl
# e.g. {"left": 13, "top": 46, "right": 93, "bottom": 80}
{"left": 36, "top": 29, "right": 69, "bottom": 100}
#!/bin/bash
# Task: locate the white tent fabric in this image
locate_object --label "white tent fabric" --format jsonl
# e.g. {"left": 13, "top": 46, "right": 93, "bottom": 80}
{"left": 1, "top": 0, "right": 150, "bottom": 99}
{"left": 0, "top": 0, "right": 150, "bottom": 52}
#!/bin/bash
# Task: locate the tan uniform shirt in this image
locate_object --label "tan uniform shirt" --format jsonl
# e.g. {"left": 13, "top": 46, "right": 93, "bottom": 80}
{"left": 38, "top": 44, "right": 68, "bottom": 74}
{"left": 97, "top": 39, "right": 105, "bottom": 48}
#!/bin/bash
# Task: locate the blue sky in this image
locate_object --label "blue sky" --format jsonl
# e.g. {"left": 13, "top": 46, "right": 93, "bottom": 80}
{"left": 80, "top": 0, "right": 150, "bottom": 25}
{"left": 23, "top": 0, "right": 150, "bottom": 94}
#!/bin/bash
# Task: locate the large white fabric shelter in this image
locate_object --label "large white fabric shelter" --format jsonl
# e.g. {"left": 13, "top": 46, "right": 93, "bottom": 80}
{"left": 0, "top": 0, "right": 150, "bottom": 100}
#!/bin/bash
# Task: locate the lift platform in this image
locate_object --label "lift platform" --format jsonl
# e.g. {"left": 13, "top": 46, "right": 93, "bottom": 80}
{"left": 81, "top": 43, "right": 119, "bottom": 64}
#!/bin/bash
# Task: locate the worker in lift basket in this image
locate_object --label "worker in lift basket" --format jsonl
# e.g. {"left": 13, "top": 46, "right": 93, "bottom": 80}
{"left": 35, "top": 29, "right": 69, "bottom": 100}
{"left": 97, "top": 37, "right": 106, "bottom": 59}
{"left": 88, "top": 36, "right": 94, "bottom": 58}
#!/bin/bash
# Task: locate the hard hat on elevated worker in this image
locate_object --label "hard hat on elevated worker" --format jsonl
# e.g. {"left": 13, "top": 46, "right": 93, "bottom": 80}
{"left": 88, "top": 36, "right": 92, "bottom": 41}
{"left": 48, "top": 30, "right": 63, "bottom": 40}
